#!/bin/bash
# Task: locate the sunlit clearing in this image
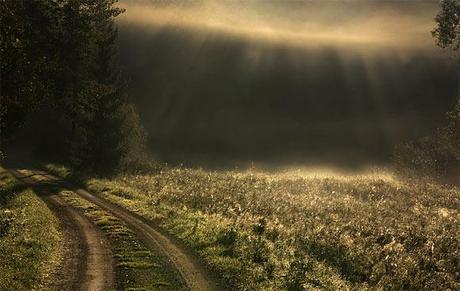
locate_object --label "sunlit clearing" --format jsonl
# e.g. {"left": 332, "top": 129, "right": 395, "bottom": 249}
{"left": 230, "top": 166, "right": 397, "bottom": 184}
{"left": 276, "top": 166, "right": 396, "bottom": 181}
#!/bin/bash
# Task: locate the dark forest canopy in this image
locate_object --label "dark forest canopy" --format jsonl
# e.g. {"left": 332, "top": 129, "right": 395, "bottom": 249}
{"left": 0, "top": 0, "right": 145, "bottom": 172}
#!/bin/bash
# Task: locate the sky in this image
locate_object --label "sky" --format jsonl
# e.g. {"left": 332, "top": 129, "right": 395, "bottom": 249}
{"left": 118, "top": 0, "right": 440, "bottom": 50}
{"left": 114, "top": 0, "right": 458, "bottom": 168}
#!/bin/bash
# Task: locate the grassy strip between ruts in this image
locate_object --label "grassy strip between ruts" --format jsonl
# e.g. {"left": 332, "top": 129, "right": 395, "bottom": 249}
{"left": 57, "top": 190, "right": 186, "bottom": 290}
{"left": 0, "top": 166, "right": 62, "bottom": 290}
{"left": 44, "top": 163, "right": 460, "bottom": 290}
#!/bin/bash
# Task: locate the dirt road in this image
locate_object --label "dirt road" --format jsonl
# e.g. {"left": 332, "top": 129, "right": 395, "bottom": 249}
{"left": 9, "top": 169, "right": 116, "bottom": 291}
{"left": 9, "top": 168, "right": 220, "bottom": 291}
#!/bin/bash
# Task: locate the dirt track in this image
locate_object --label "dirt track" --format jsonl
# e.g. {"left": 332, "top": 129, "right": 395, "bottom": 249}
{"left": 9, "top": 168, "right": 219, "bottom": 291}
{"left": 9, "top": 169, "right": 116, "bottom": 291}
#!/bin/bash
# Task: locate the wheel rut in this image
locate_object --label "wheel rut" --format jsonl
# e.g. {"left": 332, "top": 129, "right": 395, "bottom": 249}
{"left": 8, "top": 168, "right": 220, "bottom": 291}
{"left": 8, "top": 169, "right": 116, "bottom": 291}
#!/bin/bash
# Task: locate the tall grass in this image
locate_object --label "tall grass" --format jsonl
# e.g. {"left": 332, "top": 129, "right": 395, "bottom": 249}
{"left": 81, "top": 166, "right": 459, "bottom": 290}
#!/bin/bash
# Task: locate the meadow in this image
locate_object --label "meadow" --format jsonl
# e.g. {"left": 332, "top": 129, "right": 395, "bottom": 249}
{"left": 46, "top": 163, "right": 459, "bottom": 290}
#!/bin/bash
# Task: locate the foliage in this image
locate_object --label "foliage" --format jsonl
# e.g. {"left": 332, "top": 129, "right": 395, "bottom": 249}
{"left": 433, "top": 0, "right": 460, "bottom": 50}
{"left": 116, "top": 103, "right": 148, "bottom": 171}
{"left": 0, "top": 167, "right": 61, "bottom": 290}
{"left": 0, "top": 0, "right": 145, "bottom": 173}
{"left": 0, "top": 0, "right": 59, "bottom": 139}
{"left": 393, "top": 99, "right": 459, "bottom": 183}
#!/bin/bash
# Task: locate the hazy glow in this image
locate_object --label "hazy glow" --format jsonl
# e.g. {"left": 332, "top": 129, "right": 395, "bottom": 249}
{"left": 276, "top": 167, "right": 396, "bottom": 182}
{"left": 114, "top": 1, "right": 455, "bottom": 166}
{"left": 118, "top": 0, "right": 437, "bottom": 49}
{"left": 233, "top": 166, "right": 397, "bottom": 183}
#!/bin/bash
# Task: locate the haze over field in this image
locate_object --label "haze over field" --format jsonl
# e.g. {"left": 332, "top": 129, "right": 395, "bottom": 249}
{"left": 115, "top": 0, "right": 458, "bottom": 167}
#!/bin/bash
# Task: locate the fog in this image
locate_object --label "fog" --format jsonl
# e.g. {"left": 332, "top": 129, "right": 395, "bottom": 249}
{"left": 115, "top": 0, "right": 458, "bottom": 168}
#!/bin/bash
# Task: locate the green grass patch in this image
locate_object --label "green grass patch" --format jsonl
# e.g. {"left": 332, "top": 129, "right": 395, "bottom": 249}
{"left": 58, "top": 190, "right": 186, "bottom": 290}
{"left": 44, "top": 163, "right": 72, "bottom": 179}
{"left": 0, "top": 167, "right": 62, "bottom": 290}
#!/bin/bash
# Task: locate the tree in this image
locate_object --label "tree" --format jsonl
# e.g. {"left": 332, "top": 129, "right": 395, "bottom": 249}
{"left": 1, "top": 0, "right": 146, "bottom": 173}
{"left": 432, "top": 0, "right": 460, "bottom": 50}
{"left": 0, "top": 0, "right": 60, "bottom": 152}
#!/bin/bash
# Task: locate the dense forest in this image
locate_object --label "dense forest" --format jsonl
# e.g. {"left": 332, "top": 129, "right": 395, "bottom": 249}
{"left": 1, "top": 0, "right": 144, "bottom": 172}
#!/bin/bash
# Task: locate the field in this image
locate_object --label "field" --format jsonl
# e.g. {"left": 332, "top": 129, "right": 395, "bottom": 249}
{"left": 46, "top": 163, "right": 460, "bottom": 290}
{"left": 0, "top": 167, "right": 62, "bottom": 290}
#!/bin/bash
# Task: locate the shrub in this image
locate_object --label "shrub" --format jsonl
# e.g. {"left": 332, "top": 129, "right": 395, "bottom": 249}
{"left": 393, "top": 100, "right": 459, "bottom": 183}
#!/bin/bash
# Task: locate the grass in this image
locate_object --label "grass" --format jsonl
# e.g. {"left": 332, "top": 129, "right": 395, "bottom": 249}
{"left": 44, "top": 163, "right": 72, "bottom": 179}
{"left": 58, "top": 190, "right": 186, "bottom": 290}
{"left": 45, "top": 163, "right": 460, "bottom": 290}
{"left": 0, "top": 166, "right": 62, "bottom": 290}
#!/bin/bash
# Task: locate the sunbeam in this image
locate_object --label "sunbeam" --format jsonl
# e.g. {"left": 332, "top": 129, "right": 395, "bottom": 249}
{"left": 118, "top": 0, "right": 438, "bottom": 50}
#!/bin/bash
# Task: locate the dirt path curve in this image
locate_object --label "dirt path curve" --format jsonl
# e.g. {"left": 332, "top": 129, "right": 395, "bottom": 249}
{"left": 11, "top": 168, "right": 220, "bottom": 291}
{"left": 8, "top": 169, "right": 116, "bottom": 291}
{"left": 49, "top": 195, "right": 116, "bottom": 291}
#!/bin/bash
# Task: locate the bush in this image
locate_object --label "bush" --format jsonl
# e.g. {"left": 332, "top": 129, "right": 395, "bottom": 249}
{"left": 393, "top": 100, "right": 459, "bottom": 183}
{"left": 116, "top": 104, "right": 149, "bottom": 172}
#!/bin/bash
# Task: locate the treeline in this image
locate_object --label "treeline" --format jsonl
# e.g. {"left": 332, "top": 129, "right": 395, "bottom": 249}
{"left": 0, "top": 0, "right": 145, "bottom": 173}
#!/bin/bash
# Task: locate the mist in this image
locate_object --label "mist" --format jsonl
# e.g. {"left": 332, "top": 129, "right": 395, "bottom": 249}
{"left": 115, "top": 0, "right": 458, "bottom": 168}
{"left": 119, "top": 0, "right": 438, "bottom": 49}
